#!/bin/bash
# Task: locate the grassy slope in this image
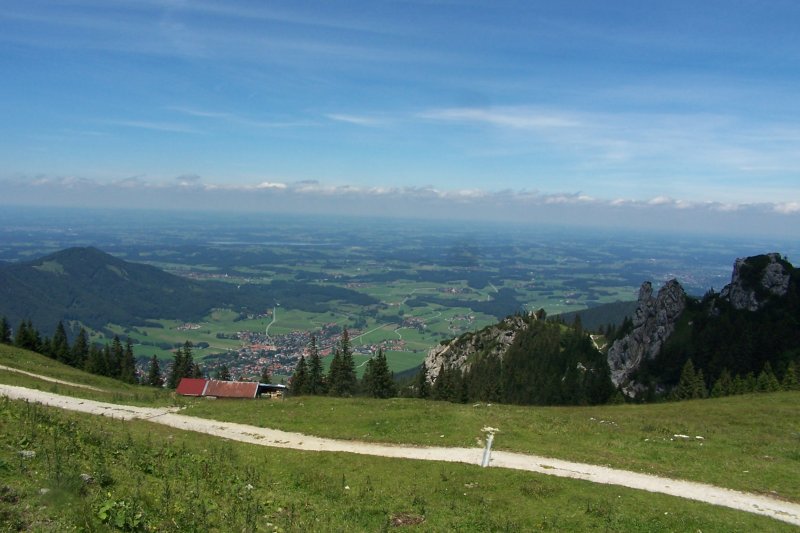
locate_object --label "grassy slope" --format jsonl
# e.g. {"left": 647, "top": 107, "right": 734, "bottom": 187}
{"left": 185, "top": 393, "right": 800, "bottom": 502}
{"left": 2, "top": 343, "right": 799, "bottom": 511}
{"left": 0, "top": 344, "right": 175, "bottom": 406}
{"left": 1, "top": 398, "right": 795, "bottom": 532}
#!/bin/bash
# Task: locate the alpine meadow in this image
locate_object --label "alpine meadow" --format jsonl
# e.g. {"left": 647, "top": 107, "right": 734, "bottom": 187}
{"left": 2, "top": 1, "right": 800, "bottom": 531}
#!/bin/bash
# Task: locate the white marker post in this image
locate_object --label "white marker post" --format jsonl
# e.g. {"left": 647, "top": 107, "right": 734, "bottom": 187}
{"left": 480, "top": 426, "right": 499, "bottom": 467}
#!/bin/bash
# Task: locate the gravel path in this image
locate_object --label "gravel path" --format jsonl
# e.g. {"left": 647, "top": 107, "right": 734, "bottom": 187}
{"left": 0, "top": 364, "right": 105, "bottom": 391}
{"left": 1, "top": 383, "right": 798, "bottom": 526}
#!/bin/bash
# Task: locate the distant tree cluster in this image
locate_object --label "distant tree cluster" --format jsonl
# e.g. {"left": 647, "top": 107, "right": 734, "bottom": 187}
{"left": 421, "top": 320, "right": 615, "bottom": 406}
{"left": 671, "top": 358, "right": 799, "bottom": 401}
{"left": 290, "top": 330, "right": 396, "bottom": 399}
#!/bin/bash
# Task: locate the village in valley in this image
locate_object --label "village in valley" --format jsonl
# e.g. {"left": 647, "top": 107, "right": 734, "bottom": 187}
{"left": 161, "top": 313, "right": 426, "bottom": 384}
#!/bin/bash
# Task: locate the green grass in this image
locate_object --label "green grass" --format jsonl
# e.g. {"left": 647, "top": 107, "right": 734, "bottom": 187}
{"left": 1, "top": 397, "right": 795, "bottom": 532}
{"left": 3, "top": 343, "right": 799, "bottom": 518}
{"left": 185, "top": 392, "right": 800, "bottom": 503}
{"left": 0, "top": 344, "right": 175, "bottom": 407}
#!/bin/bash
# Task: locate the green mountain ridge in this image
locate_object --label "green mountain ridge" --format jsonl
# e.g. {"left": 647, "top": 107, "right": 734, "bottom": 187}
{"left": 0, "top": 246, "right": 376, "bottom": 336}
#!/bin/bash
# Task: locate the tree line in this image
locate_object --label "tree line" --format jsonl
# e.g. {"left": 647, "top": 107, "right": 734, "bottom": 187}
{"left": 290, "top": 329, "right": 397, "bottom": 399}
{"left": 0, "top": 316, "right": 202, "bottom": 389}
{"left": 2, "top": 317, "right": 141, "bottom": 384}
{"left": 671, "top": 358, "right": 799, "bottom": 400}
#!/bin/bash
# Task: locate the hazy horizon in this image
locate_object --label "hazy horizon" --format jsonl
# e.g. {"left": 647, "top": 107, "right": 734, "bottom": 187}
{"left": 2, "top": 1, "right": 800, "bottom": 236}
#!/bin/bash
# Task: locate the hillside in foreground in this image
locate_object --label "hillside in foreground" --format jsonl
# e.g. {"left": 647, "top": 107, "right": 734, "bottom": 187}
{"left": 4, "top": 395, "right": 797, "bottom": 532}
{"left": 2, "top": 343, "right": 798, "bottom": 505}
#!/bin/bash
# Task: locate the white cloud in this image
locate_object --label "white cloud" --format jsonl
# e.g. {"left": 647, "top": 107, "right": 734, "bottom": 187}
{"left": 774, "top": 202, "right": 800, "bottom": 214}
{"left": 419, "top": 107, "right": 580, "bottom": 130}
{"left": 255, "top": 181, "right": 287, "bottom": 190}
{"left": 2, "top": 175, "right": 799, "bottom": 240}
{"left": 105, "top": 120, "right": 203, "bottom": 134}
{"left": 326, "top": 114, "right": 384, "bottom": 127}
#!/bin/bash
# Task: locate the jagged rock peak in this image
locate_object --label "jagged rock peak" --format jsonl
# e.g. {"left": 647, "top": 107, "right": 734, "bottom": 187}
{"left": 607, "top": 279, "right": 687, "bottom": 396}
{"left": 423, "top": 313, "right": 538, "bottom": 384}
{"left": 719, "top": 253, "right": 792, "bottom": 311}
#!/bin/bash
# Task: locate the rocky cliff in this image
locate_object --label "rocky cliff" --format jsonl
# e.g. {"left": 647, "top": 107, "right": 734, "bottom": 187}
{"left": 423, "top": 311, "right": 542, "bottom": 383}
{"left": 606, "top": 279, "right": 687, "bottom": 396}
{"left": 606, "top": 253, "right": 795, "bottom": 397}
{"left": 719, "top": 253, "right": 792, "bottom": 311}
{"left": 421, "top": 252, "right": 796, "bottom": 400}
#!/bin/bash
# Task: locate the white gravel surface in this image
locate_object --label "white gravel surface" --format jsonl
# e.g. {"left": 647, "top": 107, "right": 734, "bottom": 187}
{"left": 1, "top": 382, "right": 798, "bottom": 526}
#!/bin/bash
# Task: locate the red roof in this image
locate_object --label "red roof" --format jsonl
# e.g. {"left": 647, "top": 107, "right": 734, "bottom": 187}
{"left": 204, "top": 380, "right": 259, "bottom": 399}
{"left": 176, "top": 378, "right": 208, "bottom": 396}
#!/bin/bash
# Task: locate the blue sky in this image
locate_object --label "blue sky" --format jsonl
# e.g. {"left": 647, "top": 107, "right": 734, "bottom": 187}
{"left": 2, "top": 0, "right": 799, "bottom": 234}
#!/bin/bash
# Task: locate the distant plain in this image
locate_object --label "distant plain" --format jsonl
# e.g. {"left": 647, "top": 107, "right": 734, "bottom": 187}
{"left": 2, "top": 206, "right": 798, "bottom": 378}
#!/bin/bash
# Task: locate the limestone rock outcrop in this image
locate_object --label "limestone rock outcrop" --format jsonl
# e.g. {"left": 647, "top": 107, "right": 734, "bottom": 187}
{"left": 719, "top": 253, "right": 791, "bottom": 311}
{"left": 423, "top": 313, "right": 537, "bottom": 383}
{"left": 606, "top": 279, "right": 686, "bottom": 396}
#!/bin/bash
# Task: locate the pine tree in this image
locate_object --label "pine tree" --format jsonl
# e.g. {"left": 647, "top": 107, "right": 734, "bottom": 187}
{"left": 673, "top": 359, "right": 699, "bottom": 400}
{"left": 50, "top": 321, "right": 70, "bottom": 363}
{"left": 119, "top": 338, "right": 137, "bottom": 384}
{"left": 782, "top": 361, "right": 799, "bottom": 391}
{"left": 415, "top": 362, "right": 430, "bottom": 399}
{"left": 306, "top": 335, "right": 325, "bottom": 395}
{"left": 260, "top": 366, "right": 271, "bottom": 384}
{"left": 109, "top": 336, "right": 124, "bottom": 378}
{"left": 167, "top": 345, "right": 186, "bottom": 389}
{"left": 693, "top": 368, "right": 708, "bottom": 399}
{"left": 291, "top": 356, "right": 308, "bottom": 395}
{"left": 327, "top": 349, "right": 342, "bottom": 395}
{"left": 0, "top": 316, "right": 10, "bottom": 344}
{"left": 146, "top": 355, "right": 163, "bottom": 387}
{"left": 13, "top": 320, "right": 26, "bottom": 349}
{"left": 731, "top": 374, "right": 747, "bottom": 395}
{"left": 328, "top": 330, "right": 357, "bottom": 397}
{"left": 14, "top": 320, "right": 40, "bottom": 352}
{"left": 571, "top": 314, "right": 583, "bottom": 335}
{"left": 744, "top": 372, "right": 757, "bottom": 393}
{"left": 101, "top": 344, "right": 113, "bottom": 377}
{"left": 710, "top": 368, "right": 733, "bottom": 397}
{"left": 756, "top": 362, "right": 781, "bottom": 392}
{"left": 71, "top": 328, "right": 89, "bottom": 369}
{"left": 85, "top": 344, "right": 108, "bottom": 376}
{"left": 215, "top": 365, "right": 232, "bottom": 381}
{"left": 363, "top": 349, "right": 396, "bottom": 399}
{"left": 338, "top": 328, "right": 357, "bottom": 395}
{"left": 432, "top": 364, "right": 457, "bottom": 401}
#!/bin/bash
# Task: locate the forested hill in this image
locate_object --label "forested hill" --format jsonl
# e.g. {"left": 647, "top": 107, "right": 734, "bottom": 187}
{"left": 421, "top": 253, "right": 800, "bottom": 405}
{"left": 0, "top": 247, "right": 376, "bottom": 335}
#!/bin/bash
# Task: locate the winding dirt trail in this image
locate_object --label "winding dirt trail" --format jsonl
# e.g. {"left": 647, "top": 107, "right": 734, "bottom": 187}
{"left": 0, "top": 364, "right": 104, "bottom": 391}
{"left": 1, "top": 382, "right": 798, "bottom": 526}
